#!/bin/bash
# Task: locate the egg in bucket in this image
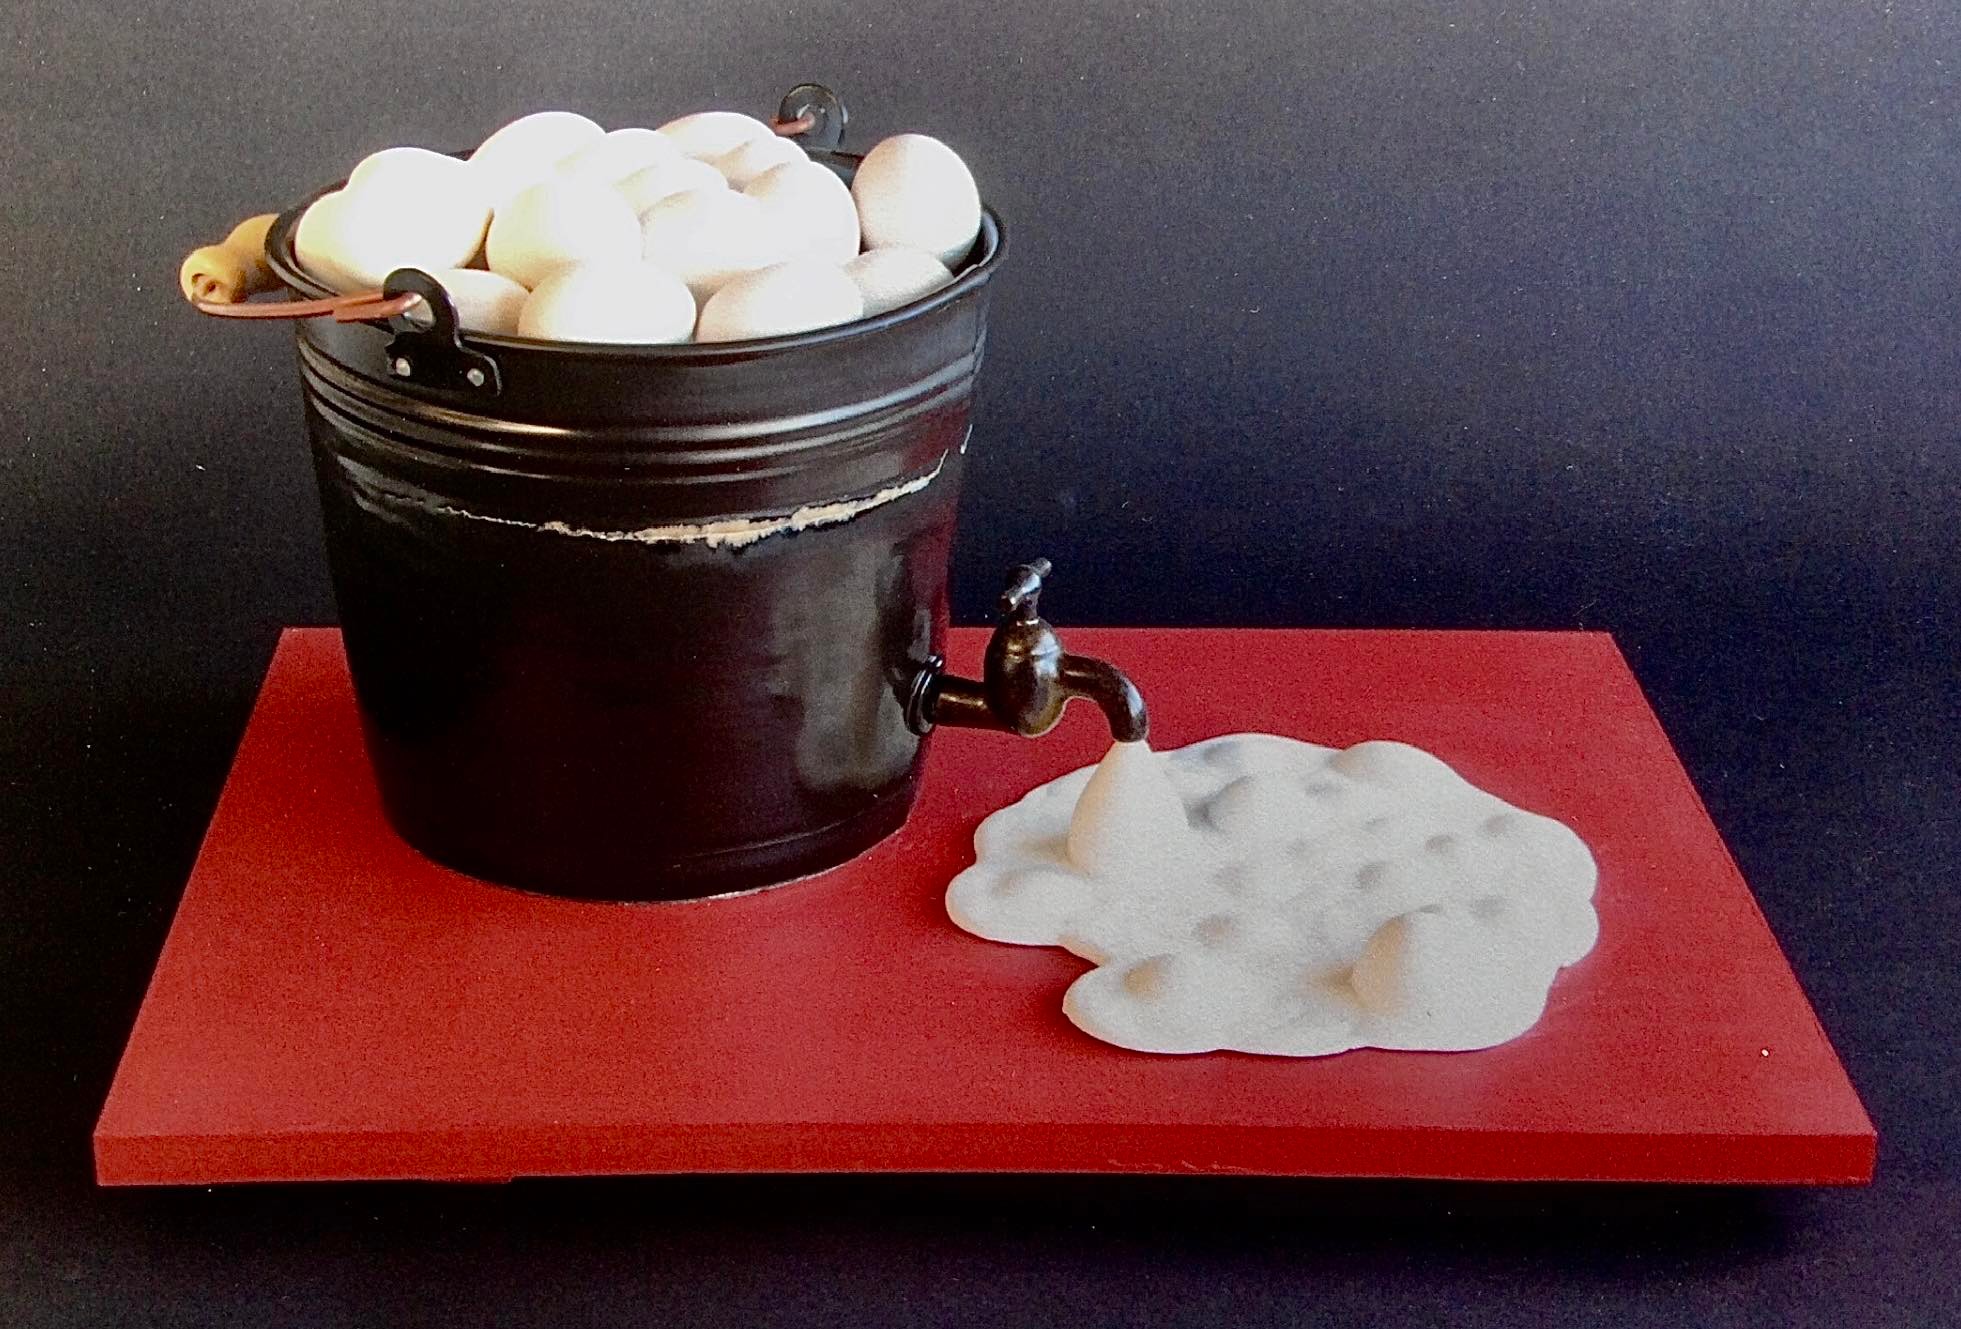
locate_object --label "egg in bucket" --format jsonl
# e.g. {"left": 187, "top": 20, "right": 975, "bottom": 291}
{"left": 180, "top": 86, "right": 1148, "bottom": 901}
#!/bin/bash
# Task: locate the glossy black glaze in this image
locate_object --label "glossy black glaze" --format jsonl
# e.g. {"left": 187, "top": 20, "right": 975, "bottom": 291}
{"left": 282, "top": 154, "right": 1005, "bottom": 900}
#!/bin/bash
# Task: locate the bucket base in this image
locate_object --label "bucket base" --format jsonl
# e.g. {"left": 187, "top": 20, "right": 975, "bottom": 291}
{"left": 374, "top": 776, "right": 920, "bottom": 903}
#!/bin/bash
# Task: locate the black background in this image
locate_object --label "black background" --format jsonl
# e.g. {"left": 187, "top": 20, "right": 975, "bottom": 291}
{"left": 3, "top": 1, "right": 1956, "bottom": 1324}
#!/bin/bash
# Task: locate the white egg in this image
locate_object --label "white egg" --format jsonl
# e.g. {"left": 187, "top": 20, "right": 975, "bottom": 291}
{"left": 517, "top": 261, "right": 696, "bottom": 344}
{"left": 744, "top": 161, "right": 859, "bottom": 264}
{"left": 617, "top": 157, "right": 728, "bottom": 216}
{"left": 486, "top": 177, "right": 642, "bottom": 288}
{"left": 852, "top": 133, "right": 982, "bottom": 267}
{"left": 340, "top": 146, "right": 491, "bottom": 269}
{"left": 711, "top": 134, "right": 806, "bottom": 189}
{"left": 293, "top": 192, "right": 372, "bottom": 292}
{"left": 294, "top": 188, "right": 485, "bottom": 294}
{"left": 469, "top": 110, "right": 605, "bottom": 205}
{"left": 422, "top": 268, "right": 530, "bottom": 335}
{"left": 843, "top": 247, "right": 954, "bottom": 315}
{"left": 655, "top": 110, "right": 775, "bottom": 161}
{"left": 347, "top": 146, "right": 478, "bottom": 199}
{"left": 695, "top": 260, "right": 865, "bottom": 343}
{"left": 640, "top": 189, "right": 786, "bottom": 302}
{"left": 554, "top": 127, "right": 683, "bottom": 186}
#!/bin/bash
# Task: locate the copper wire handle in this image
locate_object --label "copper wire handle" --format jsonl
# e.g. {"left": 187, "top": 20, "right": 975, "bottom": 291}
{"left": 770, "top": 113, "right": 816, "bottom": 136}
{"left": 329, "top": 291, "right": 424, "bottom": 322}
{"left": 192, "top": 289, "right": 422, "bottom": 322}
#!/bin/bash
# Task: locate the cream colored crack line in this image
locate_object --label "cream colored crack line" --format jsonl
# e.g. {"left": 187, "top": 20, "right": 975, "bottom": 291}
{"left": 424, "top": 452, "right": 947, "bottom": 551}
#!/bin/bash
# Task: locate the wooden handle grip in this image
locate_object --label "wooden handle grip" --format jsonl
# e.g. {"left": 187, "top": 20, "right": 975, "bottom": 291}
{"left": 178, "top": 213, "right": 281, "bottom": 305}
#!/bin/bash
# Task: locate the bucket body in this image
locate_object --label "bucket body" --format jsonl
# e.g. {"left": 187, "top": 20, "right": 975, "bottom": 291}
{"left": 267, "top": 157, "right": 1004, "bottom": 900}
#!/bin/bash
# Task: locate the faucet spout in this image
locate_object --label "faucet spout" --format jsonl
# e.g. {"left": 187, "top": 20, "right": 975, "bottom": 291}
{"left": 1057, "top": 654, "right": 1149, "bottom": 744}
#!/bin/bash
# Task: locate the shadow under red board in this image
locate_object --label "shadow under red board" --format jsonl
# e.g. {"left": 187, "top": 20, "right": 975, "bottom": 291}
{"left": 94, "top": 629, "right": 1874, "bottom": 1186}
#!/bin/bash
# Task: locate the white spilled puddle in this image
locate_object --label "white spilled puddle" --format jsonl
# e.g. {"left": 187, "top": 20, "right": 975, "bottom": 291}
{"left": 946, "top": 735, "right": 1599, "bottom": 1056}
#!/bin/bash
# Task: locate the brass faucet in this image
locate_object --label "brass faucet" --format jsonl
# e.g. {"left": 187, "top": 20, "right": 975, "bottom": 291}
{"left": 906, "top": 559, "right": 1149, "bottom": 743}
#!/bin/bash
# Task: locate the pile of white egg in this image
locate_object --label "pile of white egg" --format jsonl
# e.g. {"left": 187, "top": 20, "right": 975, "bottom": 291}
{"left": 294, "top": 110, "right": 982, "bottom": 345}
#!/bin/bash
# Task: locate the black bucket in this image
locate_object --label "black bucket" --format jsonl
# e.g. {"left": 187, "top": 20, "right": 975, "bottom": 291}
{"left": 260, "top": 148, "right": 1006, "bottom": 901}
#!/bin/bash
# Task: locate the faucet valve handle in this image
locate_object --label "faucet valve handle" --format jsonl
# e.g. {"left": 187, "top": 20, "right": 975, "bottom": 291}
{"left": 998, "top": 558, "right": 1052, "bottom": 621}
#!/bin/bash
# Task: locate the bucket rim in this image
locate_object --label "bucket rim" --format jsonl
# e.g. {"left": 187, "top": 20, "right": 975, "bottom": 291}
{"left": 264, "top": 148, "right": 1008, "bottom": 362}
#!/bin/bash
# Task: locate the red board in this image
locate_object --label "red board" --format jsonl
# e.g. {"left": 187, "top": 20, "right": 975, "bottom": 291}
{"left": 95, "top": 629, "right": 1874, "bottom": 1186}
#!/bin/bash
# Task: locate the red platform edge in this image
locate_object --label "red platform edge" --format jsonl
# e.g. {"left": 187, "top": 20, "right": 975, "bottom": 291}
{"left": 95, "top": 629, "right": 1876, "bottom": 1187}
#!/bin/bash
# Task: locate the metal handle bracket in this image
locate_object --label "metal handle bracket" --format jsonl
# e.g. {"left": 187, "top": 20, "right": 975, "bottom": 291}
{"left": 379, "top": 268, "right": 502, "bottom": 395}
